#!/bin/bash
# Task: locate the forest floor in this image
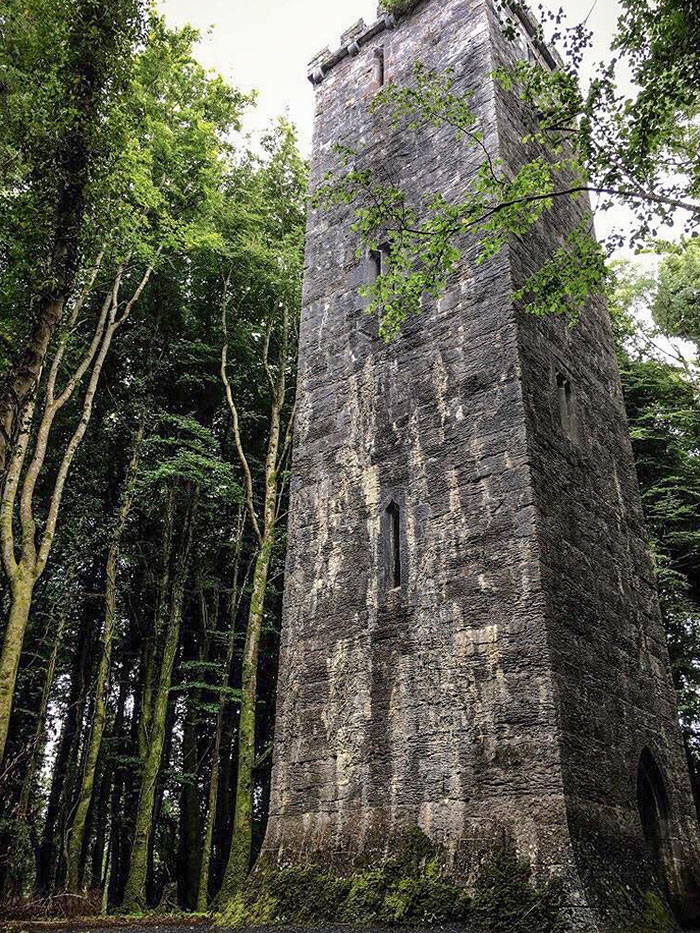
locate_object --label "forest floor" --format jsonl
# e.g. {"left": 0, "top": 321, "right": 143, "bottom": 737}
{"left": 0, "top": 923, "right": 476, "bottom": 933}
{"left": 5, "top": 921, "right": 700, "bottom": 933}
{"left": 0, "top": 919, "right": 211, "bottom": 933}
{"left": 0, "top": 925, "right": 465, "bottom": 933}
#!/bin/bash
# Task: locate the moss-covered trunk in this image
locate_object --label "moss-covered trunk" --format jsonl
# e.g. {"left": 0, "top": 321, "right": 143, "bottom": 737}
{"left": 0, "top": 574, "right": 34, "bottom": 765}
{"left": 138, "top": 485, "right": 175, "bottom": 761}
{"left": 18, "top": 606, "right": 66, "bottom": 819}
{"left": 218, "top": 302, "right": 292, "bottom": 902}
{"left": 178, "top": 699, "right": 202, "bottom": 910}
{"left": 65, "top": 425, "right": 144, "bottom": 893}
{"left": 217, "top": 536, "right": 273, "bottom": 901}
{"left": 121, "top": 485, "right": 197, "bottom": 913}
{"left": 197, "top": 516, "right": 244, "bottom": 911}
{"left": 36, "top": 613, "right": 93, "bottom": 894}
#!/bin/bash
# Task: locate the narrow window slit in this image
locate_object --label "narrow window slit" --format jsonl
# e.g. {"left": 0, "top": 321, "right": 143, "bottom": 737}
{"left": 374, "top": 47, "right": 385, "bottom": 87}
{"left": 368, "top": 243, "right": 390, "bottom": 282}
{"left": 387, "top": 501, "right": 401, "bottom": 590}
{"left": 557, "top": 373, "right": 574, "bottom": 440}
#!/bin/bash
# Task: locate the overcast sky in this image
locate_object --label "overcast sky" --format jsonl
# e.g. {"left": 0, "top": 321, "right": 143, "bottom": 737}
{"left": 158, "top": 0, "right": 621, "bottom": 155}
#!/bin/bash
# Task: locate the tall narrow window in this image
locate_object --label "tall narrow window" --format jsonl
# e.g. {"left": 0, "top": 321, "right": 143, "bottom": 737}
{"left": 556, "top": 372, "right": 575, "bottom": 440}
{"left": 368, "top": 243, "right": 389, "bottom": 282}
{"left": 387, "top": 501, "right": 401, "bottom": 590}
{"left": 373, "top": 47, "right": 385, "bottom": 87}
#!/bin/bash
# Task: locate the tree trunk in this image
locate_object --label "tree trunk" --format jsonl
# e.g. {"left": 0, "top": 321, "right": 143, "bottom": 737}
{"left": 36, "top": 615, "right": 92, "bottom": 895}
{"left": 0, "top": 575, "right": 34, "bottom": 766}
{"left": 65, "top": 423, "right": 144, "bottom": 892}
{"left": 139, "top": 485, "right": 175, "bottom": 761}
{"left": 178, "top": 700, "right": 201, "bottom": 910}
{"left": 217, "top": 302, "right": 291, "bottom": 902}
{"left": 121, "top": 487, "right": 197, "bottom": 913}
{"left": 18, "top": 608, "right": 66, "bottom": 819}
{"left": 217, "top": 535, "right": 274, "bottom": 901}
{"left": 198, "top": 518, "right": 245, "bottom": 910}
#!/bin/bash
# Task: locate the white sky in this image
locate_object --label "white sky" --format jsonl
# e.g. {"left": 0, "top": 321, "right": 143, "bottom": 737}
{"left": 158, "top": 0, "right": 621, "bottom": 156}
{"left": 158, "top": 0, "right": 685, "bottom": 269}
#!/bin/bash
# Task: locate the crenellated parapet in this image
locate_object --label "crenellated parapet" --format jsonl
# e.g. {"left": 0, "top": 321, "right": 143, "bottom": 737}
{"left": 307, "top": 0, "right": 559, "bottom": 86}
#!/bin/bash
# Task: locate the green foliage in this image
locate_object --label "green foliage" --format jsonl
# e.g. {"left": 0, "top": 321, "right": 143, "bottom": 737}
{"left": 138, "top": 414, "right": 241, "bottom": 507}
{"left": 217, "top": 836, "right": 565, "bottom": 932}
{"left": 0, "top": 0, "right": 145, "bottom": 376}
{"left": 379, "top": 0, "right": 422, "bottom": 15}
{"left": 315, "top": 61, "right": 604, "bottom": 338}
{"left": 611, "top": 243, "right": 700, "bottom": 760}
{"left": 514, "top": 222, "right": 609, "bottom": 321}
{"left": 317, "top": 0, "right": 699, "bottom": 339}
{"left": 652, "top": 238, "right": 700, "bottom": 345}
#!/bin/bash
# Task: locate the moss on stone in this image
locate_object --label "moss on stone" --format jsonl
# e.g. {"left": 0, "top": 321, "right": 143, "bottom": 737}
{"left": 216, "top": 833, "right": 566, "bottom": 931}
{"left": 610, "top": 890, "right": 676, "bottom": 933}
{"left": 379, "top": 0, "right": 422, "bottom": 17}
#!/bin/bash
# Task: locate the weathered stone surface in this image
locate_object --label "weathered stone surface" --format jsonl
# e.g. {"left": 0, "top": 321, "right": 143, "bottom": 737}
{"left": 263, "top": 1, "right": 700, "bottom": 929}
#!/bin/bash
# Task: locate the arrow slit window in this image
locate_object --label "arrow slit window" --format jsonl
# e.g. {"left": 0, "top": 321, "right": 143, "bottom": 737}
{"left": 387, "top": 501, "right": 401, "bottom": 590}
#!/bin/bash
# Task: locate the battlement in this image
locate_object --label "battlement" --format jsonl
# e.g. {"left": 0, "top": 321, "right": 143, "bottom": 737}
{"left": 307, "top": 0, "right": 560, "bottom": 86}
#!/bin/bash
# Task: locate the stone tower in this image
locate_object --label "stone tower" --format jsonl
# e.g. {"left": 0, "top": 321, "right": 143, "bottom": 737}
{"left": 263, "top": 0, "right": 700, "bottom": 928}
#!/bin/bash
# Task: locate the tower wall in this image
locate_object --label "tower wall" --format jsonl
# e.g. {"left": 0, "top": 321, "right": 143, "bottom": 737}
{"left": 488, "top": 8, "right": 700, "bottom": 917}
{"left": 263, "top": 0, "right": 700, "bottom": 927}
{"left": 266, "top": 0, "right": 571, "bottom": 872}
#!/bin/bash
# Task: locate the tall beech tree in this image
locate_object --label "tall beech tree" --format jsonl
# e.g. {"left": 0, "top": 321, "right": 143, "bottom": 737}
{"left": 216, "top": 123, "right": 305, "bottom": 901}
{"left": 121, "top": 417, "right": 240, "bottom": 912}
{"left": 0, "top": 0, "right": 145, "bottom": 476}
{"left": 65, "top": 421, "right": 145, "bottom": 893}
{"left": 0, "top": 16, "right": 247, "bottom": 767}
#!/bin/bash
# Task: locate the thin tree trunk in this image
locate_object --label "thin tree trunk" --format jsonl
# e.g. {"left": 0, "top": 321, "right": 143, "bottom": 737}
{"left": 36, "top": 615, "right": 92, "bottom": 895}
{"left": 217, "top": 302, "right": 292, "bottom": 901}
{"left": 197, "top": 513, "right": 245, "bottom": 910}
{"left": 121, "top": 486, "right": 197, "bottom": 913}
{"left": 178, "top": 695, "right": 201, "bottom": 910}
{"left": 0, "top": 258, "right": 157, "bottom": 770}
{"left": 65, "top": 422, "right": 145, "bottom": 892}
{"left": 139, "top": 485, "right": 175, "bottom": 761}
{"left": 0, "top": 577, "right": 33, "bottom": 767}
{"left": 217, "top": 537, "right": 274, "bottom": 901}
{"left": 18, "top": 608, "right": 67, "bottom": 819}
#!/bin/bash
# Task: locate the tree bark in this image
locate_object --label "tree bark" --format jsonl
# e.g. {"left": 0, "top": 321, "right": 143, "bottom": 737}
{"left": 0, "top": 577, "right": 33, "bottom": 767}
{"left": 17, "top": 608, "right": 67, "bottom": 820}
{"left": 65, "top": 422, "right": 145, "bottom": 893}
{"left": 139, "top": 484, "right": 175, "bottom": 761}
{"left": 217, "top": 537, "right": 274, "bottom": 901}
{"left": 217, "top": 303, "right": 291, "bottom": 901}
{"left": 121, "top": 486, "right": 197, "bottom": 913}
{"left": 178, "top": 696, "right": 201, "bottom": 910}
{"left": 36, "top": 615, "right": 93, "bottom": 895}
{"left": 197, "top": 513, "right": 245, "bottom": 910}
